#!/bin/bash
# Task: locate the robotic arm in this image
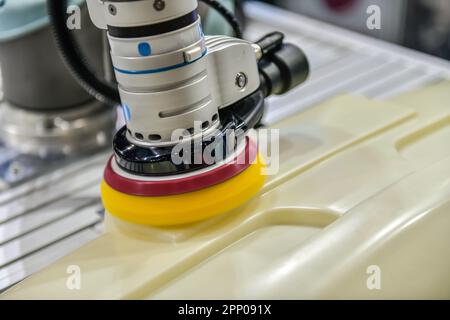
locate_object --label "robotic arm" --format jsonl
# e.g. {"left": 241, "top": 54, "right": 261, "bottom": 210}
{"left": 83, "top": 0, "right": 308, "bottom": 146}
{"left": 86, "top": 0, "right": 261, "bottom": 145}
{"left": 47, "top": 0, "right": 309, "bottom": 226}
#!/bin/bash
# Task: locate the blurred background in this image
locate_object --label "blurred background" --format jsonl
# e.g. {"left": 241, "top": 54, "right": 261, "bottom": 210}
{"left": 259, "top": 0, "right": 450, "bottom": 60}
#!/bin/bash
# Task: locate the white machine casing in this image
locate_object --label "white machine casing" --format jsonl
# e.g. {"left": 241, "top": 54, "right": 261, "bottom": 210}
{"left": 86, "top": 0, "right": 261, "bottom": 145}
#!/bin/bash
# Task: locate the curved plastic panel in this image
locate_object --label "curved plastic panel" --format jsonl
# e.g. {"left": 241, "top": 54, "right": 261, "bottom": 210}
{"left": 2, "top": 81, "right": 450, "bottom": 299}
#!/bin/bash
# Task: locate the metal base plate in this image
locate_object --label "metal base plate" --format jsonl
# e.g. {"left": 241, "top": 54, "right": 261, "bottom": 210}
{"left": 0, "top": 100, "right": 116, "bottom": 157}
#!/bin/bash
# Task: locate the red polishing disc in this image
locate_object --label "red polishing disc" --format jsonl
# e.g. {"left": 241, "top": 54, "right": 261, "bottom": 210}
{"left": 104, "top": 138, "right": 258, "bottom": 197}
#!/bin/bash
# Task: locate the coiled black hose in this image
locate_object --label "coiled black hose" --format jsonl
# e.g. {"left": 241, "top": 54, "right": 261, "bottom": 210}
{"left": 47, "top": 1, "right": 120, "bottom": 106}
{"left": 47, "top": 0, "right": 243, "bottom": 107}
{"left": 200, "top": 0, "right": 243, "bottom": 38}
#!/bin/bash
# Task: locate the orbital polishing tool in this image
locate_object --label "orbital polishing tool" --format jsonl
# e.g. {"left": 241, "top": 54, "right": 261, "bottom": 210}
{"left": 47, "top": 0, "right": 309, "bottom": 226}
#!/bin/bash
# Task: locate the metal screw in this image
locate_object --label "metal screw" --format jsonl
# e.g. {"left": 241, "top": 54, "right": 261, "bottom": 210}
{"left": 108, "top": 4, "right": 117, "bottom": 15}
{"left": 154, "top": 0, "right": 166, "bottom": 11}
{"left": 235, "top": 72, "right": 248, "bottom": 89}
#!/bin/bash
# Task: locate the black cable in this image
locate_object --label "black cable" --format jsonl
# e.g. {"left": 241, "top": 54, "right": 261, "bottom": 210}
{"left": 47, "top": 0, "right": 243, "bottom": 106}
{"left": 47, "top": 1, "right": 120, "bottom": 106}
{"left": 199, "top": 0, "right": 243, "bottom": 38}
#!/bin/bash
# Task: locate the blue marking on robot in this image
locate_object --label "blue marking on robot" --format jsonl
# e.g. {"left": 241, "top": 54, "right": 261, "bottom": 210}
{"left": 122, "top": 104, "right": 131, "bottom": 121}
{"left": 114, "top": 49, "right": 208, "bottom": 75}
{"left": 198, "top": 23, "right": 204, "bottom": 37}
{"left": 138, "top": 42, "right": 152, "bottom": 56}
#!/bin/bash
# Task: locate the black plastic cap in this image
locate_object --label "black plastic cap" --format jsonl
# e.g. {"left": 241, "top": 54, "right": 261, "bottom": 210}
{"left": 259, "top": 43, "right": 309, "bottom": 96}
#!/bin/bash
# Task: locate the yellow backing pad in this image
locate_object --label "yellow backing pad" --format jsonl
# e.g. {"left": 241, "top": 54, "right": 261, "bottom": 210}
{"left": 101, "top": 155, "right": 266, "bottom": 226}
